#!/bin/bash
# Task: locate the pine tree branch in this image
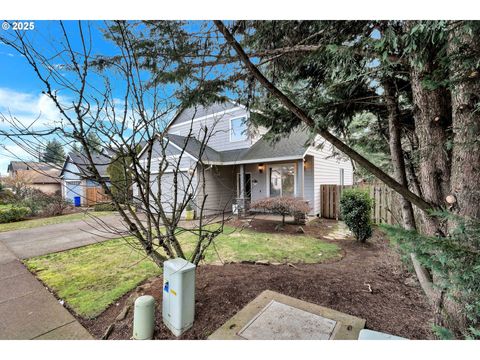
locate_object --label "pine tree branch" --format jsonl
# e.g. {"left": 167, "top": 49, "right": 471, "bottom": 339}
{"left": 214, "top": 20, "right": 434, "bottom": 213}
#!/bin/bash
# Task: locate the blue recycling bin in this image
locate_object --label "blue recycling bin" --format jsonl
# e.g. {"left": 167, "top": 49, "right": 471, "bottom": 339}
{"left": 74, "top": 196, "right": 81, "bottom": 207}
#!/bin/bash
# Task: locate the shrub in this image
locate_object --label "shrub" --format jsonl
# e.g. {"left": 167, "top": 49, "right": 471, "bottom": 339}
{"left": 0, "top": 189, "right": 17, "bottom": 205}
{"left": 250, "top": 197, "right": 310, "bottom": 226}
{"left": 94, "top": 202, "right": 117, "bottom": 211}
{"left": 340, "top": 189, "right": 373, "bottom": 243}
{"left": 43, "top": 196, "right": 72, "bottom": 217}
{"left": 0, "top": 206, "right": 30, "bottom": 223}
{"left": 18, "top": 189, "right": 71, "bottom": 217}
{"left": 18, "top": 189, "right": 52, "bottom": 216}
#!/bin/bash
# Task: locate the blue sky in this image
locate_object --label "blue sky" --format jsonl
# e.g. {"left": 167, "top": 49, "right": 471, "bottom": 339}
{"left": 0, "top": 20, "right": 223, "bottom": 174}
{"left": 0, "top": 21, "right": 130, "bottom": 174}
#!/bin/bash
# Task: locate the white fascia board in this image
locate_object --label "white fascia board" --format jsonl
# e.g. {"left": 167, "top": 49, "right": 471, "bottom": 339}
{"left": 150, "top": 168, "right": 192, "bottom": 175}
{"left": 205, "top": 155, "right": 305, "bottom": 166}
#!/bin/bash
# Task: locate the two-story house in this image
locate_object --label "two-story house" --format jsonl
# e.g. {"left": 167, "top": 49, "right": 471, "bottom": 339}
{"left": 134, "top": 101, "right": 353, "bottom": 218}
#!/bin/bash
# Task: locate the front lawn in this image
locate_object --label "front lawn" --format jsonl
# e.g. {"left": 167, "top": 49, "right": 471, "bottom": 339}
{"left": 24, "top": 225, "right": 340, "bottom": 318}
{"left": 0, "top": 211, "right": 114, "bottom": 232}
{"left": 25, "top": 239, "right": 162, "bottom": 318}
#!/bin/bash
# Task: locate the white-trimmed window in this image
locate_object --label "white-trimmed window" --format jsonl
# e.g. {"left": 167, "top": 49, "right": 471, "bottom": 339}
{"left": 268, "top": 163, "right": 296, "bottom": 197}
{"left": 230, "top": 117, "right": 248, "bottom": 142}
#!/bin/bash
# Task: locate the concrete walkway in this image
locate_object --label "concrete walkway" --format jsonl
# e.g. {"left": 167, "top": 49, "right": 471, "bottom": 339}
{"left": 0, "top": 215, "right": 127, "bottom": 339}
{"left": 0, "top": 244, "right": 93, "bottom": 339}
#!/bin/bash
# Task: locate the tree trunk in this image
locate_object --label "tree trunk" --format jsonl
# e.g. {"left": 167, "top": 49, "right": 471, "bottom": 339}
{"left": 441, "top": 22, "right": 480, "bottom": 336}
{"left": 407, "top": 22, "right": 452, "bottom": 236}
{"left": 448, "top": 24, "right": 480, "bottom": 221}
{"left": 383, "top": 79, "right": 417, "bottom": 231}
{"left": 410, "top": 70, "right": 451, "bottom": 227}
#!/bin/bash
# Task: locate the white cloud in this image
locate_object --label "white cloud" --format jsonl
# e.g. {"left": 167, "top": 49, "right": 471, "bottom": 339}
{"left": 0, "top": 143, "right": 36, "bottom": 175}
{"left": 0, "top": 87, "right": 65, "bottom": 128}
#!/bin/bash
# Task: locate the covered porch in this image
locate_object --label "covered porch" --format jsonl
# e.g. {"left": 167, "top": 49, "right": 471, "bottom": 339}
{"left": 233, "top": 155, "right": 314, "bottom": 216}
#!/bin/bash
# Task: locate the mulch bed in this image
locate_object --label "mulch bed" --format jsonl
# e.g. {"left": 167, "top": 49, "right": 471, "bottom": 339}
{"left": 78, "top": 218, "right": 434, "bottom": 340}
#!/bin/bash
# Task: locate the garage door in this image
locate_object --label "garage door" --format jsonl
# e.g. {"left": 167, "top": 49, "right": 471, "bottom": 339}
{"left": 150, "top": 172, "right": 193, "bottom": 214}
{"left": 65, "top": 181, "right": 82, "bottom": 203}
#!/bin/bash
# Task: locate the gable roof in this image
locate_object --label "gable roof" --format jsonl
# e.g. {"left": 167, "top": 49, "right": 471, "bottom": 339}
{"left": 61, "top": 152, "right": 112, "bottom": 179}
{"left": 7, "top": 161, "right": 57, "bottom": 173}
{"left": 143, "top": 126, "right": 312, "bottom": 165}
{"left": 165, "top": 100, "right": 243, "bottom": 132}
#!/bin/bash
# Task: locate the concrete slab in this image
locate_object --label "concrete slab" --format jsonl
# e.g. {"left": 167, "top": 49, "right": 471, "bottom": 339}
{"left": 0, "top": 259, "right": 28, "bottom": 280}
{"left": 238, "top": 300, "right": 337, "bottom": 340}
{"left": 0, "top": 290, "right": 78, "bottom": 339}
{"left": 208, "top": 290, "right": 366, "bottom": 340}
{"left": 0, "top": 272, "right": 45, "bottom": 304}
{"left": 0, "top": 242, "right": 17, "bottom": 265}
{"left": 33, "top": 321, "right": 93, "bottom": 340}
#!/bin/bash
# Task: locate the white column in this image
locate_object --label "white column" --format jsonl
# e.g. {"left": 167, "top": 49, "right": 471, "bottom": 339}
{"left": 239, "top": 164, "right": 245, "bottom": 216}
{"left": 297, "top": 159, "right": 304, "bottom": 199}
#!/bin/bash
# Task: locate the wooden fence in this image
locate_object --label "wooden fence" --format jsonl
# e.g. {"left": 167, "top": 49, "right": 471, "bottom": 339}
{"left": 320, "top": 183, "right": 400, "bottom": 225}
{"left": 86, "top": 187, "right": 111, "bottom": 206}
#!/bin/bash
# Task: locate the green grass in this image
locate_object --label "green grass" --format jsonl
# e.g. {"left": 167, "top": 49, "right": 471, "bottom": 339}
{"left": 24, "top": 225, "right": 341, "bottom": 318}
{"left": 0, "top": 211, "right": 114, "bottom": 233}
{"left": 25, "top": 239, "right": 162, "bottom": 318}
{"left": 175, "top": 225, "right": 341, "bottom": 264}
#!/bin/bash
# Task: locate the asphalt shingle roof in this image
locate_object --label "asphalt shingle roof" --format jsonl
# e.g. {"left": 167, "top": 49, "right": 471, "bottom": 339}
{"left": 165, "top": 127, "right": 312, "bottom": 164}
{"left": 66, "top": 152, "right": 112, "bottom": 178}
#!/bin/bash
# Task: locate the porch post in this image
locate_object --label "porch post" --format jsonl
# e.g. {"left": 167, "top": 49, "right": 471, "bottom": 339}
{"left": 239, "top": 164, "right": 246, "bottom": 217}
{"left": 298, "top": 159, "right": 304, "bottom": 199}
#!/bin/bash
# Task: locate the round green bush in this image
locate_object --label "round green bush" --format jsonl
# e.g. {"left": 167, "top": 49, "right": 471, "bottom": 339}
{"left": 340, "top": 189, "right": 373, "bottom": 243}
{"left": 0, "top": 206, "right": 30, "bottom": 223}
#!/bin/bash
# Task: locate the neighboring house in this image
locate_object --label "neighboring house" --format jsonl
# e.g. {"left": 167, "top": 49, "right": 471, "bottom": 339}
{"left": 59, "top": 152, "right": 112, "bottom": 206}
{"left": 6, "top": 161, "right": 61, "bottom": 194}
{"left": 135, "top": 102, "right": 353, "bottom": 217}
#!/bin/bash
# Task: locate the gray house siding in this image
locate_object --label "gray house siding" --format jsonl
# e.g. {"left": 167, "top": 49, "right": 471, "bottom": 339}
{"left": 146, "top": 171, "right": 196, "bottom": 214}
{"left": 196, "top": 165, "right": 236, "bottom": 216}
{"left": 168, "top": 107, "right": 257, "bottom": 152}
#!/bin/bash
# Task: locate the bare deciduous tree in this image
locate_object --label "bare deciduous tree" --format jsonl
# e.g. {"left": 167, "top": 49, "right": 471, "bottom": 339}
{"left": 0, "top": 20, "right": 232, "bottom": 267}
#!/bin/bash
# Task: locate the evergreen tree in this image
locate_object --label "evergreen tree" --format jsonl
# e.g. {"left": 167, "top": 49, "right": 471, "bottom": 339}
{"left": 107, "top": 154, "right": 132, "bottom": 204}
{"left": 42, "top": 139, "right": 65, "bottom": 164}
{"left": 83, "top": 132, "right": 102, "bottom": 153}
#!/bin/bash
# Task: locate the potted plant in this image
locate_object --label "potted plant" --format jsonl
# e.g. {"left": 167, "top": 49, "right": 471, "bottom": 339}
{"left": 185, "top": 202, "right": 195, "bottom": 220}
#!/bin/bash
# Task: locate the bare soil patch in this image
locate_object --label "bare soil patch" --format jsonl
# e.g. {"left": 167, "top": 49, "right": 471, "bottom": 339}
{"left": 78, "top": 218, "right": 434, "bottom": 340}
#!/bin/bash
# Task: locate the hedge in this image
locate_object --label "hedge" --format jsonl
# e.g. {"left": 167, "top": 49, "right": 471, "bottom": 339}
{"left": 0, "top": 207, "right": 30, "bottom": 223}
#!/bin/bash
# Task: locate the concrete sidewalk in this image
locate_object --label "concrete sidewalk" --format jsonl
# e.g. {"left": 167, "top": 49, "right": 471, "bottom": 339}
{"left": 0, "top": 243, "right": 93, "bottom": 339}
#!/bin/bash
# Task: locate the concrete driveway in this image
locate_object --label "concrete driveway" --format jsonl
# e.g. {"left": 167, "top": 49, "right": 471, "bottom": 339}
{"left": 0, "top": 213, "right": 128, "bottom": 259}
{"left": 0, "top": 213, "right": 136, "bottom": 339}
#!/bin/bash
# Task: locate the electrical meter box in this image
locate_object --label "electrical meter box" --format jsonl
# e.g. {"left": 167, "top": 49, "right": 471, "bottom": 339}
{"left": 162, "top": 258, "right": 196, "bottom": 336}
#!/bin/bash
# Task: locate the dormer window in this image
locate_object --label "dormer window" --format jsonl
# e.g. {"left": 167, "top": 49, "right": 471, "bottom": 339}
{"left": 230, "top": 117, "right": 247, "bottom": 142}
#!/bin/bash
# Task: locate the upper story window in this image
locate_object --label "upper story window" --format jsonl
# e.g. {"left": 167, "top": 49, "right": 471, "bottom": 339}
{"left": 230, "top": 117, "right": 248, "bottom": 142}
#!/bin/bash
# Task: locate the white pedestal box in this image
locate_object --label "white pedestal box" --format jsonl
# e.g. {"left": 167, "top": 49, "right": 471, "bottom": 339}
{"left": 162, "top": 258, "right": 196, "bottom": 336}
